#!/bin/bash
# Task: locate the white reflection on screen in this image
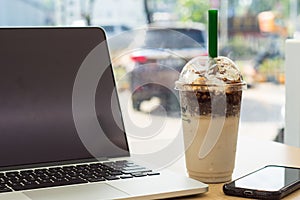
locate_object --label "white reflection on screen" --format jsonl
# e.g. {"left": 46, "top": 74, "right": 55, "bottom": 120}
{"left": 235, "top": 166, "right": 300, "bottom": 191}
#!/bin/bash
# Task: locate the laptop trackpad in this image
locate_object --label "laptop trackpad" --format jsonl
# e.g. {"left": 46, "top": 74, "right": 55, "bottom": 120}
{"left": 24, "top": 183, "right": 129, "bottom": 200}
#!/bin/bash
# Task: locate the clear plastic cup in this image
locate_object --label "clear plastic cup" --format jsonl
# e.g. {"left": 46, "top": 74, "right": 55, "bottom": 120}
{"left": 175, "top": 56, "right": 246, "bottom": 183}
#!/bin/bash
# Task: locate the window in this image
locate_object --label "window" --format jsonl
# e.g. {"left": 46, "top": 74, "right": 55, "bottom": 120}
{"left": 0, "top": 0, "right": 297, "bottom": 150}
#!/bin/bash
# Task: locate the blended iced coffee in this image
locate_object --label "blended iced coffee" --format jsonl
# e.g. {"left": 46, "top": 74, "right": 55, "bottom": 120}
{"left": 176, "top": 56, "right": 246, "bottom": 183}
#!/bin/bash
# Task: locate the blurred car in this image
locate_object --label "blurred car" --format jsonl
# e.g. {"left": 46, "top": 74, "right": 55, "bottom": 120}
{"left": 130, "top": 23, "right": 207, "bottom": 111}
{"left": 100, "top": 24, "right": 130, "bottom": 38}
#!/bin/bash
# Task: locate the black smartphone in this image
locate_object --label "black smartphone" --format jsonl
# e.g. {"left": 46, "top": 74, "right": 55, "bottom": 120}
{"left": 223, "top": 165, "right": 300, "bottom": 200}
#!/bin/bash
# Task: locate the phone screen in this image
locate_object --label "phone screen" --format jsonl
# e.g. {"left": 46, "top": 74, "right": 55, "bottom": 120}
{"left": 224, "top": 166, "right": 300, "bottom": 199}
{"left": 232, "top": 166, "right": 300, "bottom": 191}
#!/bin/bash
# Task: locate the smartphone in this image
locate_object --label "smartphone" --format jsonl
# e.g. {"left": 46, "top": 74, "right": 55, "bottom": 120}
{"left": 223, "top": 165, "right": 300, "bottom": 200}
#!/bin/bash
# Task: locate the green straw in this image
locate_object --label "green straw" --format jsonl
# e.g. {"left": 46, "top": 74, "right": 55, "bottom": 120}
{"left": 208, "top": 9, "right": 218, "bottom": 58}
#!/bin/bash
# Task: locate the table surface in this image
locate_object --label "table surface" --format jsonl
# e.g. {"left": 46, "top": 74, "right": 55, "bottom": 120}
{"left": 172, "top": 136, "right": 300, "bottom": 200}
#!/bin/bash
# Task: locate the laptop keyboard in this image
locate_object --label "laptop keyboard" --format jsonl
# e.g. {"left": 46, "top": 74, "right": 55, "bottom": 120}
{"left": 0, "top": 160, "right": 160, "bottom": 193}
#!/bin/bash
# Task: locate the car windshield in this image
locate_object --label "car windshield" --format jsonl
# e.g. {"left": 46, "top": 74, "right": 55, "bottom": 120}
{"left": 144, "top": 28, "right": 205, "bottom": 49}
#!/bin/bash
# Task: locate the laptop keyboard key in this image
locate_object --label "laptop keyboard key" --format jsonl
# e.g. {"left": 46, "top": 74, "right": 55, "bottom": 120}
{"left": 122, "top": 169, "right": 152, "bottom": 174}
{"left": 109, "top": 171, "right": 123, "bottom": 176}
{"left": 5, "top": 172, "right": 20, "bottom": 177}
{"left": 20, "top": 170, "right": 33, "bottom": 175}
{"left": 105, "top": 176, "right": 120, "bottom": 180}
{"left": 87, "top": 177, "right": 105, "bottom": 182}
{"left": 147, "top": 172, "right": 160, "bottom": 176}
{"left": 132, "top": 173, "right": 147, "bottom": 177}
{"left": 0, "top": 178, "right": 7, "bottom": 184}
{"left": 0, "top": 185, "right": 12, "bottom": 193}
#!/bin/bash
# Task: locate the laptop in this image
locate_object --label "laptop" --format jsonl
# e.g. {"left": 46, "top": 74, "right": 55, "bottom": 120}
{"left": 0, "top": 27, "right": 208, "bottom": 200}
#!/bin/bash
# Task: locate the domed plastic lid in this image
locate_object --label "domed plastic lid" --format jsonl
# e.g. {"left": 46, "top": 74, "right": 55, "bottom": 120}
{"left": 175, "top": 56, "right": 246, "bottom": 91}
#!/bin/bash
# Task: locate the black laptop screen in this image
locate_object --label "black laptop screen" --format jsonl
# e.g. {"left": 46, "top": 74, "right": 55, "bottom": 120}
{"left": 0, "top": 27, "right": 129, "bottom": 169}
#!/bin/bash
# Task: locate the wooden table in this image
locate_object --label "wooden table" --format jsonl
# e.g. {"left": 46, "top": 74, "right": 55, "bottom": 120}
{"left": 177, "top": 136, "right": 300, "bottom": 199}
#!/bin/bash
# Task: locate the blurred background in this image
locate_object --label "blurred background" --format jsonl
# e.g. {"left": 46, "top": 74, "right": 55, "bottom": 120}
{"left": 1, "top": 0, "right": 299, "bottom": 147}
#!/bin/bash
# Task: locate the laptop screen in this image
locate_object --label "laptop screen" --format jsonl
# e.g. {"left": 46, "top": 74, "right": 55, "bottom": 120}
{"left": 0, "top": 27, "right": 129, "bottom": 170}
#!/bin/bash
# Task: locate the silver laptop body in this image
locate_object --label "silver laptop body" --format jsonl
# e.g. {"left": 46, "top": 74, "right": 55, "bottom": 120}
{"left": 0, "top": 27, "right": 207, "bottom": 200}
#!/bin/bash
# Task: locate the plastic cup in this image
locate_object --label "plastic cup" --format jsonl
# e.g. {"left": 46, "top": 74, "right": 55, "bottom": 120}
{"left": 175, "top": 56, "right": 246, "bottom": 183}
